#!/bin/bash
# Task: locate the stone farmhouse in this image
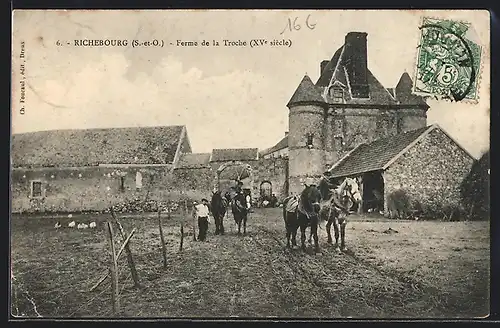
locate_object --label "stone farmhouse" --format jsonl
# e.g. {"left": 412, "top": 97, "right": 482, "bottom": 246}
{"left": 11, "top": 31, "right": 477, "bottom": 215}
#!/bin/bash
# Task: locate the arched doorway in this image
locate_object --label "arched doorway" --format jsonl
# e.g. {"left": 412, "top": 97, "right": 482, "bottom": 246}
{"left": 213, "top": 162, "right": 254, "bottom": 198}
{"left": 260, "top": 181, "right": 272, "bottom": 200}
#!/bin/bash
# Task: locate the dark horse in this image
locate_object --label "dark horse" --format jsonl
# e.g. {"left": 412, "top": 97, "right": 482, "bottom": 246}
{"left": 282, "top": 184, "right": 323, "bottom": 253}
{"left": 210, "top": 191, "right": 230, "bottom": 235}
{"left": 231, "top": 191, "right": 251, "bottom": 235}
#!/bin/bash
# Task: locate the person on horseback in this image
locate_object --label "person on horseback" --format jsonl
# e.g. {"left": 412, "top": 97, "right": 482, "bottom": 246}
{"left": 235, "top": 180, "right": 244, "bottom": 194}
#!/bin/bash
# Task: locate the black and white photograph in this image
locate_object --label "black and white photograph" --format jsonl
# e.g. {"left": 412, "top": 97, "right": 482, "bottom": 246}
{"left": 10, "top": 10, "right": 490, "bottom": 319}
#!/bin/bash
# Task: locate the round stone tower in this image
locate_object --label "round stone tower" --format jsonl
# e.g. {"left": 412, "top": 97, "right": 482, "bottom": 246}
{"left": 287, "top": 74, "right": 328, "bottom": 196}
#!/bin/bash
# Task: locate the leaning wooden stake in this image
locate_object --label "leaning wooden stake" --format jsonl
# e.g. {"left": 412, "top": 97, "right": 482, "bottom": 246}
{"left": 158, "top": 205, "right": 168, "bottom": 268}
{"left": 90, "top": 228, "right": 136, "bottom": 292}
{"left": 106, "top": 221, "right": 120, "bottom": 315}
{"left": 110, "top": 208, "right": 140, "bottom": 288}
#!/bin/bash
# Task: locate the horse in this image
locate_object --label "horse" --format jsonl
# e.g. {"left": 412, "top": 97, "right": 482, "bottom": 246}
{"left": 210, "top": 190, "right": 230, "bottom": 235}
{"left": 282, "top": 184, "right": 323, "bottom": 253}
{"left": 319, "top": 177, "right": 362, "bottom": 252}
{"left": 231, "top": 191, "right": 251, "bottom": 235}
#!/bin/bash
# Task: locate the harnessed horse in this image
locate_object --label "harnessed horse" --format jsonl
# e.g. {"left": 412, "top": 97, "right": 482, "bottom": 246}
{"left": 231, "top": 191, "right": 251, "bottom": 235}
{"left": 210, "top": 190, "right": 230, "bottom": 235}
{"left": 282, "top": 184, "right": 323, "bottom": 253}
{"left": 320, "top": 177, "right": 362, "bottom": 252}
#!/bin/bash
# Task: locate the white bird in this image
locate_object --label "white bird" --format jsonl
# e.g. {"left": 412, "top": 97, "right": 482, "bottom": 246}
{"left": 89, "top": 222, "right": 97, "bottom": 228}
{"left": 82, "top": 223, "right": 89, "bottom": 229}
{"left": 54, "top": 222, "right": 62, "bottom": 229}
{"left": 68, "top": 221, "right": 76, "bottom": 228}
{"left": 77, "top": 223, "right": 83, "bottom": 229}
{"left": 68, "top": 214, "right": 73, "bottom": 218}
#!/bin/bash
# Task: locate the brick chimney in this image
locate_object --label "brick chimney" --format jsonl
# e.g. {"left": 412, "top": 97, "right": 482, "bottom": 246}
{"left": 344, "top": 32, "right": 369, "bottom": 98}
{"left": 320, "top": 60, "right": 329, "bottom": 75}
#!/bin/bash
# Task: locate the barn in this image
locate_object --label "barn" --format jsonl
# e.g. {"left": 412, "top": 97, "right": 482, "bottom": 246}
{"left": 11, "top": 125, "right": 191, "bottom": 213}
{"left": 11, "top": 125, "right": 289, "bottom": 214}
{"left": 327, "top": 124, "right": 476, "bottom": 216}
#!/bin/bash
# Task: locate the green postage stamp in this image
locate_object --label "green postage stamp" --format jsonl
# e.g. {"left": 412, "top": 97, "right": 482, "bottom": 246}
{"left": 414, "top": 17, "right": 482, "bottom": 101}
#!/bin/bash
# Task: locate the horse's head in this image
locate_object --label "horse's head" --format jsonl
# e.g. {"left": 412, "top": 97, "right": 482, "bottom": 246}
{"left": 343, "top": 177, "right": 362, "bottom": 204}
{"left": 302, "top": 184, "right": 322, "bottom": 214}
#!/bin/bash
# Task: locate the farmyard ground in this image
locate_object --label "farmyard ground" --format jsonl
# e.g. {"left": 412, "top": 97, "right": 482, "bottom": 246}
{"left": 10, "top": 208, "right": 489, "bottom": 318}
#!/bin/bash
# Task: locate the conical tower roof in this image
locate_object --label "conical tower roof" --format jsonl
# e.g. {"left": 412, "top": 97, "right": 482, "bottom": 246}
{"left": 287, "top": 75, "right": 326, "bottom": 107}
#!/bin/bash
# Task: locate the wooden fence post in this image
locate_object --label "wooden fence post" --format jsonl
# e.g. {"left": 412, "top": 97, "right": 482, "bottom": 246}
{"left": 357, "top": 175, "right": 364, "bottom": 215}
{"left": 189, "top": 200, "right": 196, "bottom": 241}
{"left": 110, "top": 208, "right": 140, "bottom": 288}
{"left": 179, "top": 222, "right": 184, "bottom": 252}
{"left": 106, "top": 221, "right": 120, "bottom": 315}
{"left": 157, "top": 204, "right": 168, "bottom": 268}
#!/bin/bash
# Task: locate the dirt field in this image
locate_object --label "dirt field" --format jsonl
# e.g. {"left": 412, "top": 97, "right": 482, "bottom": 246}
{"left": 10, "top": 208, "right": 489, "bottom": 318}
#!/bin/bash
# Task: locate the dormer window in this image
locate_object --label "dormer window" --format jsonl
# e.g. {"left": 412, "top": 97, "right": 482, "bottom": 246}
{"left": 306, "top": 133, "right": 314, "bottom": 148}
{"left": 329, "top": 86, "right": 344, "bottom": 103}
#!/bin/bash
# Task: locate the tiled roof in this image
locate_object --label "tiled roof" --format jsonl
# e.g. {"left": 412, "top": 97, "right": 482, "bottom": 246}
{"left": 345, "top": 69, "right": 398, "bottom": 105}
{"left": 328, "top": 125, "right": 432, "bottom": 178}
{"left": 315, "top": 37, "right": 427, "bottom": 107}
{"left": 177, "top": 153, "right": 211, "bottom": 168}
{"left": 287, "top": 75, "right": 326, "bottom": 107}
{"left": 211, "top": 148, "right": 259, "bottom": 162}
{"left": 11, "top": 125, "right": 185, "bottom": 168}
{"left": 394, "top": 72, "right": 428, "bottom": 106}
{"left": 317, "top": 46, "right": 344, "bottom": 87}
{"left": 260, "top": 135, "right": 288, "bottom": 156}
{"left": 387, "top": 88, "right": 396, "bottom": 98}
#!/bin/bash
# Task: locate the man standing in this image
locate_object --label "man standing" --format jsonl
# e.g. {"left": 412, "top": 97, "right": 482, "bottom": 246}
{"left": 270, "top": 193, "right": 278, "bottom": 207}
{"left": 194, "top": 198, "right": 211, "bottom": 241}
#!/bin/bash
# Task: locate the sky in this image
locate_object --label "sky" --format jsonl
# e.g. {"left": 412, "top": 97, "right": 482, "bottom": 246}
{"left": 11, "top": 10, "right": 490, "bottom": 158}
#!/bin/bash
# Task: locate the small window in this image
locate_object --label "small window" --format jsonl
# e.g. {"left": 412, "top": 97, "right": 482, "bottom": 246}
{"left": 329, "top": 86, "right": 344, "bottom": 103}
{"left": 31, "top": 180, "right": 43, "bottom": 198}
{"left": 306, "top": 133, "right": 314, "bottom": 148}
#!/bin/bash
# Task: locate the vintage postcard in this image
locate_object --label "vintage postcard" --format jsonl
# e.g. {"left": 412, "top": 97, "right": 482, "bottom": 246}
{"left": 10, "top": 10, "right": 490, "bottom": 319}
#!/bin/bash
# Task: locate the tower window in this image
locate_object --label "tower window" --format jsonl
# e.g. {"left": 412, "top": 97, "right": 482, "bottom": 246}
{"left": 306, "top": 133, "right": 314, "bottom": 148}
{"left": 329, "top": 86, "right": 344, "bottom": 103}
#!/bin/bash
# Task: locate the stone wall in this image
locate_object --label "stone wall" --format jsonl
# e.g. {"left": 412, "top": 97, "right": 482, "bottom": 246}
{"left": 12, "top": 156, "right": 289, "bottom": 213}
{"left": 170, "top": 167, "right": 213, "bottom": 200}
{"left": 252, "top": 157, "right": 288, "bottom": 201}
{"left": 383, "top": 128, "right": 475, "bottom": 216}
{"left": 11, "top": 165, "right": 175, "bottom": 213}
{"left": 400, "top": 108, "right": 427, "bottom": 132}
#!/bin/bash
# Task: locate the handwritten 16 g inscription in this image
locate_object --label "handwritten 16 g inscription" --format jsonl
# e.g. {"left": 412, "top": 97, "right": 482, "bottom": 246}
{"left": 280, "top": 14, "right": 316, "bottom": 35}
